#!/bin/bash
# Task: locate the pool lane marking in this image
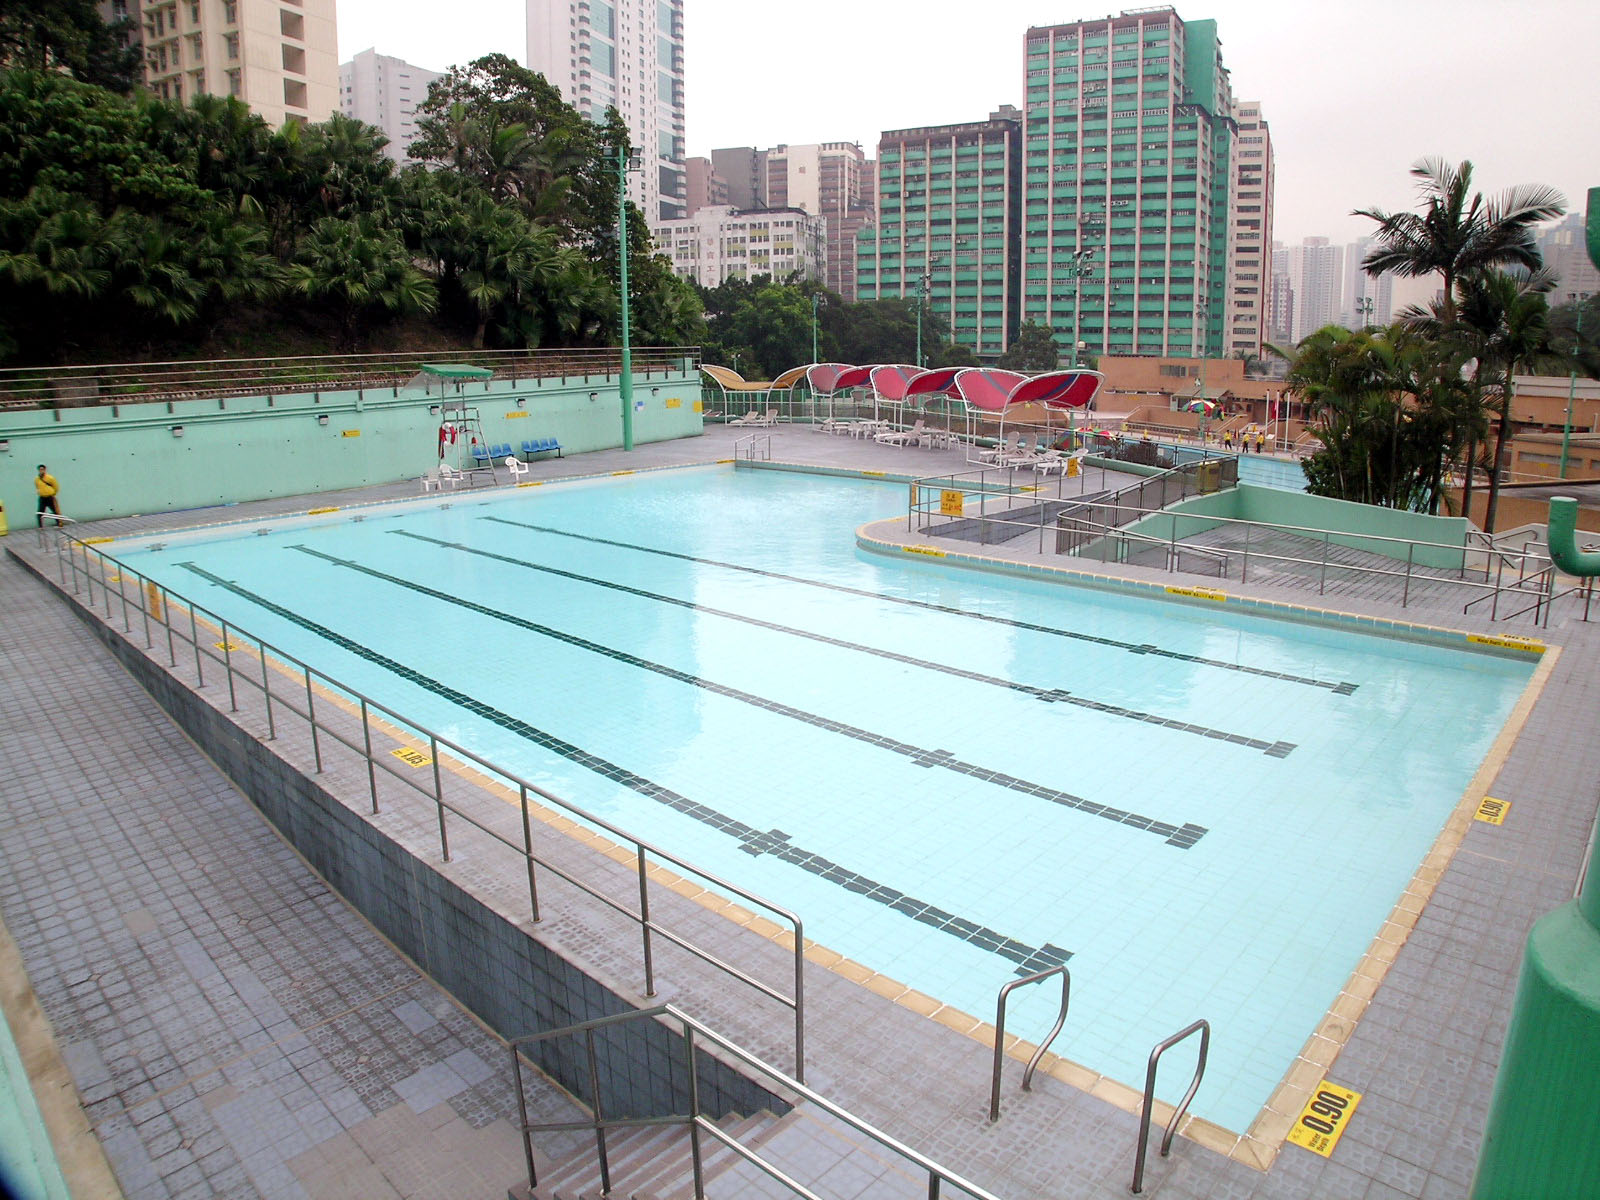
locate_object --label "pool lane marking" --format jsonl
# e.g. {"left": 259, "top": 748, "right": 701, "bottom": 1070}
{"left": 288, "top": 544, "right": 1208, "bottom": 850}
{"left": 392, "top": 530, "right": 1293, "bottom": 758}
{"left": 481, "top": 517, "right": 1360, "bottom": 696}
{"left": 173, "top": 561, "right": 1074, "bottom": 976}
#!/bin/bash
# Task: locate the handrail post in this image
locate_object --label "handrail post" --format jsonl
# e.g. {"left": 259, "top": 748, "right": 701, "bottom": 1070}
{"left": 989, "top": 965, "right": 1071, "bottom": 1122}
{"left": 638, "top": 846, "right": 657, "bottom": 996}
{"left": 138, "top": 571, "right": 153, "bottom": 649}
{"left": 512, "top": 1046, "right": 537, "bottom": 1190}
{"left": 189, "top": 604, "right": 204, "bottom": 686}
{"left": 521, "top": 783, "right": 540, "bottom": 922}
{"left": 260, "top": 646, "right": 275, "bottom": 739}
{"left": 161, "top": 586, "right": 176, "bottom": 667}
{"left": 1319, "top": 530, "right": 1331, "bottom": 595}
{"left": 305, "top": 667, "right": 322, "bottom": 772}
{"left": 683, "top": 1022, "right": 705, "bottom": 1199}
{"left": 222, "top": 622, "right": 238, "bottom": 711}
{"left": 359, "top": 698, "right": 377, "bottom": 810}
{"left": 431, "top": 735, "right": 449, "bottom": 860}
{"left": 1403, "top": 543, "right": 1415, "bottom": 608}
{"left": 1132, "top": 1019, "right": 1210, "bottom": 1193}
{"left": 585, "top": 1028, "right": 611, "bottom": 1196}
{"left": 1241, "top": 522, "right": 1251, "bottom": 584}
{"left": 116, "top": 566, "right": 132, "bottom": 632}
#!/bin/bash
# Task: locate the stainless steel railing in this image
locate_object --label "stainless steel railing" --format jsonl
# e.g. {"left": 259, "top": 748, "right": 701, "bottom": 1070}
{"left": 47, "top": 528, "right": 806, "bottom": 1080}
{"left": 1131, "top": 1019, "right": 1210, "bottom": 1194}
{"left": 510, "top": 1004, "right": 1002, "bottom": 1200}
{"left": 0, "top": 346, "right": 701, "bottom": 409}
{"left": 988, "top": 965, "right": 1071, "bottom": 1122}
{"left": 734, "top": 432, "right": 772, "bottom": 462}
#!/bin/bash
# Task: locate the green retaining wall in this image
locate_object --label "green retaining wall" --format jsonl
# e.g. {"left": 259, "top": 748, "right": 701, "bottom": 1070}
{"left": 0, "top": 373, "right": 703, "bottom": 526}
{"left": 1119, "top": 484, "right": 1469, "bottom": 570}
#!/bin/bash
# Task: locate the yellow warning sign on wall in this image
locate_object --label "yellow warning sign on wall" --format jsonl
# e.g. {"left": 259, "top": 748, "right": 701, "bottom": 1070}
{"left": 665, "top": 397, "right": 682, "bottom": 408}
{"left": 1286, "top": 1081, "right": 1362, "bottom": 1157}
{"left": 1475, "top": 796, "right": 1511, "bottom": 825}
{"left": 340, "top": 430, "right": 361, "bottom": 438}
{"left": 939, "top": 489, "right": 964, "bottom": 516}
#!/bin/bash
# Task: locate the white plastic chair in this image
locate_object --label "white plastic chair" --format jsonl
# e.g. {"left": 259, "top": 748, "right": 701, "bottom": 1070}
{"left": 421, "top": 469, "right": 442, "bottom": 493}
{"left": 505, "top": 455, "right": 530, "bottom": 481}
{"left": 437, "top": 463, "right": 462, "bottom": 489}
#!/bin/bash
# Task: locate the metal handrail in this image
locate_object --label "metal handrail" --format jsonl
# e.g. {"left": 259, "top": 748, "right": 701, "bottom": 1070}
{"left": 48, "top": 529, "right": 806, "bottom": 1080}
{"left": 734, "top": 432, "right": 772, "bottom": 462}
{"left": 1131, "top": 1019, "right": 1210, "bottom": 1194}
{"left": 0, "top": 346, "right": 701, "bottom": 408}
{"left": 510, "top": 1004, "right": 1003, "bottom": 1200}
{"left": 989, "top": 965, "right": 1070, "bottom": 1122}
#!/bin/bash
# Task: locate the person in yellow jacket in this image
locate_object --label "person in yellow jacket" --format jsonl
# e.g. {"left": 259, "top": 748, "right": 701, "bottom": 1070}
{"left": 35, "top": 464, "right": 59, "bottom": 527}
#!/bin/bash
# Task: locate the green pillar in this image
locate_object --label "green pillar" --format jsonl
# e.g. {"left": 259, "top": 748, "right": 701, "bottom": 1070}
{"left": 1470, "top": 819, "right": 1600, "bottom": 1197}
{"left": 617, "top": 149, "right": 634, "bottom": 452}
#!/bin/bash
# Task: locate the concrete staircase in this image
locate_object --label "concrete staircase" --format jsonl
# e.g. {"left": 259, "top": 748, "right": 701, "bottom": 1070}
{"left": 519, "top": 1110, "right": 782, "bottom": 1200}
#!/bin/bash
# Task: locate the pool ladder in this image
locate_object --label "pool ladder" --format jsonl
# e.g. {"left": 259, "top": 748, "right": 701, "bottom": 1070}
{"left": 986, "top": 968, "right": 1209, "bottom": 1194}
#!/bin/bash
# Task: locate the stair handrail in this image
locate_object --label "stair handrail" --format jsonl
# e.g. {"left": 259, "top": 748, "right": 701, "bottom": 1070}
{"left": 989, "top": 964, "right": 1071, "bottom": 1121}
{"left": 1131, "top": 1019, "right": 1210, "bottom": 1194}
{"left": 510, "top": 1004, "right": 1003, "bottom": 1200}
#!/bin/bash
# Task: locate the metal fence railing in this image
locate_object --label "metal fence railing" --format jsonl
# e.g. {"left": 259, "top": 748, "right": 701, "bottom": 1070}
{"left": 46, "top": 528, "right": 806, "bottom": 1078}
{"left": 0, "top": 347, "right": 702, "bottom": 409}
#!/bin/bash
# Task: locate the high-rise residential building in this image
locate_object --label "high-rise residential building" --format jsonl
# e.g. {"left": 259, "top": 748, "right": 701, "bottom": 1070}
{"left": 856, "top": 108, "right": 1023, "bottom": 360}
{"left": 110, "top": 0, "right": 337, "bottom": 127}
{"left": 1340, "top": 236, "right": 1395, "bottom": 328}
{"left": 650, "top": 206, "right": 825, "bottom": 287}
{"left": 526, "top": 0, "right": 685, "bottom": 221}
{"left": 1286, "top": 236, "right": 1343, "bottom": 342}
{"left": 1538, "top": 212, "right": 1600, "bottom": 306}
{"left": 684, "top": 157, "right": 729, "bottom": 215}
{"left": 339, "top": 49, "right": 440, "bottom": 164}
{"left": 710, "top": 147, "right": 768, "bottom": 210}
{"left": 833, "top": 159, "right": 876, "bottom": 302}
{"left": 1021, "top": 10, "right": 1237, "bottom": 360}
{"left": 1268, "top": 246, "right": 1294, "bottom": 348}
{"left": 765, "top": 143, "right": 873, "bottom": 299}
{"left": 1223, "top": 100, "right": 1273, "bottom": 359}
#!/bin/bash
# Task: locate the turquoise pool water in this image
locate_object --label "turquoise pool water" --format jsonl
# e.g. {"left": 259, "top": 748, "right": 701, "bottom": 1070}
{"left": 113, "top": 467, "right": 1533, "bottom": 1131}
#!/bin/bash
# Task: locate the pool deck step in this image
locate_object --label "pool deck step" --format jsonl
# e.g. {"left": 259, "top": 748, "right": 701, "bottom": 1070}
{"left": 520, "top": 1110, "right": 780, "bottom": 1200}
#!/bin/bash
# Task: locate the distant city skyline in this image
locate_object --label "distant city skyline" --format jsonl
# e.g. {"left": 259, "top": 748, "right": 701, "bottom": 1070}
{"left": 335, "top": 0, "right": 1600, "bottom": 246}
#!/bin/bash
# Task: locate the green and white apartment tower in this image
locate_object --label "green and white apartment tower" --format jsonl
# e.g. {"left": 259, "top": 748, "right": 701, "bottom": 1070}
{"left": 1024, "top": 8, "right": 1241, "bottom": 359}
{"left": 855, "top": 109, "right": 1024, "bottom": 361}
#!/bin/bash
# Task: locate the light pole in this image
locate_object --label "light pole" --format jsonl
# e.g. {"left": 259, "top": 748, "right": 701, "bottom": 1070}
{"left": 1056, "top": 248, "right": 1096, "bottom": 366}
{"left": 1354, "top": 295, "right": 1375, "bottom": 329}
{"left": 811, "top": 292, "right": 826, "bottom": 364}
{"left": 914, "top": 255, "right": 944, "bottom": 368}
{"left": 613, "top": 146, "right": 641, "bottom": 451}
{"left": 1560, "top": 293, "right": 1590, "bottom": 478}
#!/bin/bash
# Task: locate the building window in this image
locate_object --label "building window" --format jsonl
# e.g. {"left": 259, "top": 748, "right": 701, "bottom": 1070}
{"left": 280, "top": 10, "right": 304, "bottom": 39}
{"left": 224, "top": 32, "right": 239, "bottom": 59}
{"left": 223, "top": 0, "right": 237, "bottom": 22}
{"left": 227, "top": 67, "right": 241, "bottom": 96}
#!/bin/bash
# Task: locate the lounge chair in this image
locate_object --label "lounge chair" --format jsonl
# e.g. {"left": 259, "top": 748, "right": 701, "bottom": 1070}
{"left": 1002, "top": 434, "right": 1048, "bottom": 467}
{"left": 876, "top": 418, "right": 927, "bottom": 447}
{"left": 727, "top": 410, "right": 762, "bottom": 426}
{"left": 977, "top": 431, "right": 1023, "bottom": 464}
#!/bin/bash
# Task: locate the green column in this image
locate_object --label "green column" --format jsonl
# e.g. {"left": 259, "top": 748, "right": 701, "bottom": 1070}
{"left": 1470, "top": 820, "right": 1600, "bottom": 1197}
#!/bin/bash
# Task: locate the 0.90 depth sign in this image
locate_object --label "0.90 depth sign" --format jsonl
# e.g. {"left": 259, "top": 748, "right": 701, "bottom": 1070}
{"left": 1286, "top": 1081, "right": 1362, "bottom": 1156}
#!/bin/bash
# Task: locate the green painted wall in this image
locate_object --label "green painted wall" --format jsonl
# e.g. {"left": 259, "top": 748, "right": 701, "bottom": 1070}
{"left": 1122, "top": 483, "right": 1469, "bottom": 569}
{"left": 0, "top": 373, "right": 703, "bottom": 526}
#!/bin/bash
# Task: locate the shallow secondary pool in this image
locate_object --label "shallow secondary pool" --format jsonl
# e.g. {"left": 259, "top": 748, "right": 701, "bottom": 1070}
{"left": 112, "top": 467, "right": 1533, "bottom": 1131}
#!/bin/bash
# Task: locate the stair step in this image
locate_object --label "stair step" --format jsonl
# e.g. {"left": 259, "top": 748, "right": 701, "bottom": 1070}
{"left": 636, "top": 1112, "right": 785, "bottom": 1200}
{"left": 537, "top": 1126, "right": 671, "bottom": 1199}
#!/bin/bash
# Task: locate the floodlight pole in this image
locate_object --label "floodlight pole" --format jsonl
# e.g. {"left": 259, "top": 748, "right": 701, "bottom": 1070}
{"left": 811, "top": 292, "right": 824, "bottom": 364}
{"left": 616, "top": 147, "right": 637, "bottom": 451}
{"left": 1560, "top": 296, "right": 1589, "bottom": 478}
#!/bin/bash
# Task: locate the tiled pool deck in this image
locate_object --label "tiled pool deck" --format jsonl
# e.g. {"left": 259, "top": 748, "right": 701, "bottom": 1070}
{"left": 4, "top": 424, "right": 1597, "bottom": 1199}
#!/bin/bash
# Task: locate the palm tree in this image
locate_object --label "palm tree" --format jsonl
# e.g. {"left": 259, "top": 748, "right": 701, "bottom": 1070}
{"left": 1355, "top": 158, "right": 1565, "bottom": 324}
{"left": 289, "top": 214, "right": 437, "bottom": 348}
{"left": 1454, "top": 269, "right": 1560, "bottom": 533}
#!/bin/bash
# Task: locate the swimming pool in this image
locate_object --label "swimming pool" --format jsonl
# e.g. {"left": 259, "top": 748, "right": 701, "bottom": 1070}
{"left": 111, "top": 467, "right": 1534, "bottom": 1132}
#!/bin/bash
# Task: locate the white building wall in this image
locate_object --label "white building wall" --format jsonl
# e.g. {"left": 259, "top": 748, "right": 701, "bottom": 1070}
{"left": 526, "top": 0, "right": 685, "bottom": 221}
{"left": 339, "top": 49, "right": 440, "bottom": 164}
{"left": 650, "top": 206, "right": 825, "bottom": 287}
{"left": 1288, "top": 236, "right": 1343, "bottom": 343}
{"left": 1224, "top": 100, "right": 1273, "bottom": 359}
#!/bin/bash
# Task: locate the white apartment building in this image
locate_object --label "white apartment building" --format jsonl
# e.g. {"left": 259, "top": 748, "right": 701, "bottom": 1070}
{"left": 650, "top": 207, "right": 825, "bottom": 287}
{"left": 1341, "top": 235, "right": 1395, "bottom": 328}
{"left": 1223, "top": 100, "right": 1274, "bottom": 359}
{"left": 1538, "top": 212, "right": 1600, "bottom": 307}
{"left": 1286, "top": 236, "right": 1343, "bottom": 343}
{"left": 339, "top": 48, "right": 440, "bottom": 164}
{"left": 526, "top": 0, "right": 686, "bottom": 221}
{"left": 112, "top": 0, "right": 337, "bottom": 127}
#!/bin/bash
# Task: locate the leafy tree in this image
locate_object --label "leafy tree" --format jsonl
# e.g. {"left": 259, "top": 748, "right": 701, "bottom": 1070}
{"left": 0, "top": 0, "right": 140, "bottom": 91}
{"left": 996, "top": 321, "right": 1061, "bottom": 371}
{"left": 289, "top": 215, "right": 436, "bottom": 348}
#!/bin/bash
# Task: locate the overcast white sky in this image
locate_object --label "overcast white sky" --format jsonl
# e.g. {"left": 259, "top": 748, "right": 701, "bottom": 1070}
{"left": 337, "top": 0, "right": 1600, "bottom": 246}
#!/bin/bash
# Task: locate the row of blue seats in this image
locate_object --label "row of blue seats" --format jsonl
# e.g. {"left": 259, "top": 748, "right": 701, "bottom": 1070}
{"left": 469, "top": 438, "right": 564, "bottom": 466}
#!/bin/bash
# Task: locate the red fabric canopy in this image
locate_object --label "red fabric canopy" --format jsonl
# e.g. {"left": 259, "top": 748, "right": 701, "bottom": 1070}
{"left": 1005, "top": 370, "right": 1105, "bottom": 410}
{"left": 902, "top": 367, "right": 967, "bottom": 401}
{"left": 804, "top": 363, "right": 858, "bottom": 395}
{"left": 868, "top": 364, "right": 922, "bottom": 401}
{"left": 953, "top": 369, "right": 1030, "bottom": 411}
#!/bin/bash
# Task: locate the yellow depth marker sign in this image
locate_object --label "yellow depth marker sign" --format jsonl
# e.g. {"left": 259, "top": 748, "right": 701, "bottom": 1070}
{"left": 1166, "top": 585, "right": 1228, "bottom": 603}
{"left": 939, "top": 489, "right": 964, "bottom": 516}
{"left": 83, "top": 536, "right": 115, "bottom": 545}
{"left": 213, "top": 640, "right": 242, "bottom": 652}
{"left": 392, "top": 747, "right": 433, "bottom": 768}
{"left": 861, "top": 470, "right": 886, "bottom": 478}
{"left": 1286, "top": 1081, "right": 1362, "bottom": 1157}
{"left": 902, "top": 545, "right": 947, "bottom": 558}
{"left": 307, "top": 506, "right": 339, "bottom": 515}
{"left": 1475, "top": 796, "right": 1511, "bottom": 825}
{"left": 1467, "top": 633, "right": 1545, "bottom": 654}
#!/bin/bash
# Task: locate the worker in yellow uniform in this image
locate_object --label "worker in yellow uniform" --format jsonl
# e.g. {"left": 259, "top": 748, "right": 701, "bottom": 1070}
{"left": 35, "top": 464, "right": 60, "bottom": 527}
